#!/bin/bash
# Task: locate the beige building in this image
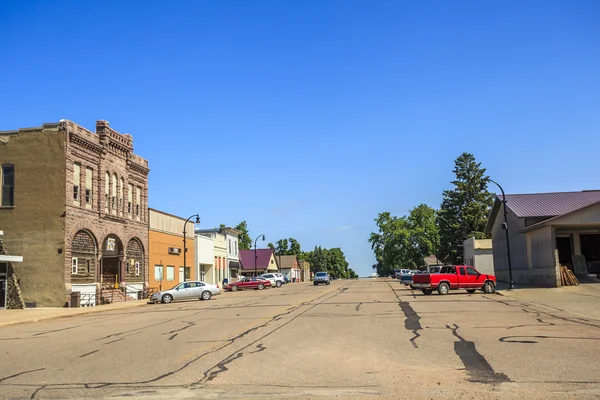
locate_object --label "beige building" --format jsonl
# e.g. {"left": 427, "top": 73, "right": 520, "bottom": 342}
{"left": 0, "top": 120, "right": 149, "bottom": 307}
{"left": 486, "top": 190, "right": 600, "bottom": 287}
{"left": 462, "top": 237, "right": 494, "bottom": 275}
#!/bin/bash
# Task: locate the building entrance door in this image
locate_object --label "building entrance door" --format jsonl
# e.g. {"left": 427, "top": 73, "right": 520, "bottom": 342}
{"left": 102, "top": 257, "right": 120, "bottom": 285}
{"left": 0, "top": 263, "right": 7, "bottom": 309}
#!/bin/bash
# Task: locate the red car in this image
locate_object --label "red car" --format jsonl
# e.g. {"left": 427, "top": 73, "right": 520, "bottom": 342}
{"left": 224, "top": 277, "right": 272, "bottom": 292}
{"left": 412, "top": 265, "right": 496, "bottom": 295}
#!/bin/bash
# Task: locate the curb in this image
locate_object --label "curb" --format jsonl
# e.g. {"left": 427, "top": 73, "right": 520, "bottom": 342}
{"left": 0, "top": 301, "right": 149, "bottom": 328}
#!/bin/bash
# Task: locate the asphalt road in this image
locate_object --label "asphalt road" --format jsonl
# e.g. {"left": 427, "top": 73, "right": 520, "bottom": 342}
{"left": 1, "top": 279, "right": 600, "bottom": 399}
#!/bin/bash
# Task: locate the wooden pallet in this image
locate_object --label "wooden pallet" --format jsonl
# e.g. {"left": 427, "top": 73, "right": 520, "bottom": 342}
{"left": 560, "top": 266, "right": 579, "bottom": 286}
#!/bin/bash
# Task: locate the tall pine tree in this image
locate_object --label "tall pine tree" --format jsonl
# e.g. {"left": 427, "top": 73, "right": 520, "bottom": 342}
{"left": 438, "top": 153, "right": 494, "bottom": 264}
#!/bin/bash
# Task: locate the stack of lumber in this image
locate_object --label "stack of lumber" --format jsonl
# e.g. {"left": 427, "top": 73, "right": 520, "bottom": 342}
{"left": 560, "top": 266, "right": 579, "bottom": 286}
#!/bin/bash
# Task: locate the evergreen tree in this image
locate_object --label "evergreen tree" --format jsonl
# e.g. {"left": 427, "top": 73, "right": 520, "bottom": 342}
{"left": 438, "top": 153, "right": 494, "bottom": 264}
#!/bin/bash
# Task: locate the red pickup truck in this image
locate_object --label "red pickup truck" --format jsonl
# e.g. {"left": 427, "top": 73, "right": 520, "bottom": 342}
{"left": 411, "top": 266, "right": 496, "bottom": 295}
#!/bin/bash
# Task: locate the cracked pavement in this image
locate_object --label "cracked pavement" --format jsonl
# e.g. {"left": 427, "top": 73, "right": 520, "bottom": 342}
{"left": 1, "top": 279, "right": 600, "bottom": 399}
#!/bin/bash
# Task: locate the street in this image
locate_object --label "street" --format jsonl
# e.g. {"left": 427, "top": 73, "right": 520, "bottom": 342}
{"left": 1, "top": 279, "right": 599, "bottom": 399}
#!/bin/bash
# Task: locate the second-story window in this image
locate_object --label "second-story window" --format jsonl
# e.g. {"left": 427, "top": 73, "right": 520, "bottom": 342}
{"left": 73, "top": 163, "right": 81, "bottom": 205}
{"left": 1, "top": 164, "right": 15, "bottom": 207}
{"left": 119, "top": 177, "right": 124, "bottom": 216}
{"left": 85, "top": 167, "right": 93, "bottom": 209}
{"left": 127, "top": 183, "right": 133, "bottom": 216}
{"left": 135, "top": 186, "right": 141, "bottom": 220}
{"left": 112, "top": 173, "right": 117, "bottom": 215}
{"left": 104, "top": 172, "right": 110, "bottom": 213}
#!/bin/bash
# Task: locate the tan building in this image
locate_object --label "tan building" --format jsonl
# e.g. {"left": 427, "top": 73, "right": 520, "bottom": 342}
{"left": 277, "top": 255, "right": 302, "bottom": 282}
{"left": 298, "top": 260, "right": 311, "bottom": 282}
{"left": 148, "top": 209, "right": 196, "bottom": 292}
{"left": 0, "top": 120, "right": 149, "bottom": 307}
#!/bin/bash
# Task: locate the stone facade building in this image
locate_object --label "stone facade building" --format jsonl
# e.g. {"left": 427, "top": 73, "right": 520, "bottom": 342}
{"left": 0, "top": 120, "right": 149, "bottom": 307}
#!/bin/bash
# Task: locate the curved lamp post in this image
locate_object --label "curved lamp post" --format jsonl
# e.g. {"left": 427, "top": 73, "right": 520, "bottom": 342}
{"left": 488, "top": 179, "right": 514, "bottom": 290}
{"left": 254, "top": 234, "right": 266, "bottom": 277}
{"left": 183, "top": 214, "right": 201, "bottom": 278}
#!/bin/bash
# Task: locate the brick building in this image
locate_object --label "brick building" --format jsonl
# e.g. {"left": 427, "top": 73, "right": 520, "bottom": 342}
{"left": 0, "top": 120, "right": 149, "bottom": 307}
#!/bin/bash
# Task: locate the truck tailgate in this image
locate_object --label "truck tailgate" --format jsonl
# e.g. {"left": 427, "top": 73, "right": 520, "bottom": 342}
{"left": 412, "top": 274, "right": 431, "bottom": 284}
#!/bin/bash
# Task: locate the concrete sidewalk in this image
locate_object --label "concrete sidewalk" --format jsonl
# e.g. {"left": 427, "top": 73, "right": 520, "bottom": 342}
{"left": 0, "top": 300, "right": 149, "bottom": 328}
{"left": 495, "top": 281, "right": 600, "bottom": 321}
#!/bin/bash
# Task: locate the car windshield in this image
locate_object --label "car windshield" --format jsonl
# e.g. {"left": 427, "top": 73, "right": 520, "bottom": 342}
{"left": 316, "top": 272, "right": 327, "bottom": 277}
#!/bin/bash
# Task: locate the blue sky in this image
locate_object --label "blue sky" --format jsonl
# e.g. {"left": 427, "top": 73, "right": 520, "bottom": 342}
{"left": 1, "top": 1, "right": 600, "bottom": 276}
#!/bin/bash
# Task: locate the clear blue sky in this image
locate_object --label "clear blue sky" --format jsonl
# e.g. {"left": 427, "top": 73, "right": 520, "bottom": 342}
{"left": 2, "top": 1, "right": 599, "bottom": 277}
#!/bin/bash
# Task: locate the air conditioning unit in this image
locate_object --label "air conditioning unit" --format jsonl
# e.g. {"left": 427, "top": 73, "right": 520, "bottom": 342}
{"left": 168, "top": 247, "right": 181, "bottom": 255}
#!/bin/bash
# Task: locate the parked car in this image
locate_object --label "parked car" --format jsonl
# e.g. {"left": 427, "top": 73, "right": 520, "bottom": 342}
{"left": 150, "top": 281, "right": 221, "bottom": 304}
{"left": 412, "top": 265, "right": 496, "bottom": 295}
{"left": 314, "top": 271, "right": 331, "bottom": 285}
{"left": 224, "top": 277, "right": 272, "bottom": 292}
{"left": 399, "top": 270, "right": 416, "bottom": 286}
{"left": 260, "top": 273, "right": 285, "bottom": 288}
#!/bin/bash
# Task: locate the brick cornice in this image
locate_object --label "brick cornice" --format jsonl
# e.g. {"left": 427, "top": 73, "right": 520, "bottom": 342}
{"left": 69, "top": 132, "right": 103, "bottom": 154}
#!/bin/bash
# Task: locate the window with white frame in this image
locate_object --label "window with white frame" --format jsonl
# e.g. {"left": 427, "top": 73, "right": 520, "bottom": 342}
{"left": 72, "top": 258, "right": 78, "bottom": 274}
{"left": 1, "top": 164, "right": 15, "bottom": 207}
{"left": 154, "top": 265, "right": 164, "bottom": 281}
{"left": 166, "top": 265, "right": 175, "bottom": 281}
{"left": 85, "top": 167, "right": 93, "bottom": 208}
{"left": 135, "top": 262, "right": 140, "bottom": 276}
{"left": 73, "top": 163, "right": 81, "bottom": 204}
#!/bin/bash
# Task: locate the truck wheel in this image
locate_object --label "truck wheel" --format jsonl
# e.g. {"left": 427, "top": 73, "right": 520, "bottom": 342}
{"left": 483, "top": 281, "right": 495, "bottom": 294}
{"left": 437, "top": 282, "right": 450, "bottom": 295}
{"left": 422, "top": 289, "right": 433, "bottom": 295}
{"left": 466, "top": 289, "right": 476, "bottom": 294}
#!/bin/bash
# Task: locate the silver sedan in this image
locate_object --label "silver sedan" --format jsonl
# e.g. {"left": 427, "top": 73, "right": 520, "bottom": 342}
{"left": 150, "top": 281, "right": 221, "bottom": 304}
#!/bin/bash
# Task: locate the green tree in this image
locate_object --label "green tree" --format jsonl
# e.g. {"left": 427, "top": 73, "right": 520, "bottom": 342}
{"left": 267, "top": 242, "right": 275, "bottom": 251}
{"left": 438, "top": 153, "right": 494, "bottom": 264}
{"left": 406, "top": 204, "right": 439, "bottom": 268}
{"left": 326, "top": 247, "right": 349, "bottom": 278}
{"left": 347, "top": 268, "right": 358, "bottom": 279}
{"left": 219, "top": 223, "right": 226, "bottom": 229}
{"left": 288, "top": 238, "right": 302, "bottom": 256}
{"left": 235, "top": 221, "right": 252, "bottom": 250}
{"left": 369, "top": 212, "right": 413, "bottom": 275}
{"left": 275, "top": 239, "right": 289, "bottom": 255}
{"left": 306, "top": 246, "right": 328, "bottom": 273}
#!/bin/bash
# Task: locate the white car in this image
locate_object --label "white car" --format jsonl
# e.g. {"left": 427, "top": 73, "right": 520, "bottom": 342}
{"left": 150, "top": 281, "right": 221, "bottom": 304}
{"left": 260, "top": 273, "right": 285, "bottom": 288}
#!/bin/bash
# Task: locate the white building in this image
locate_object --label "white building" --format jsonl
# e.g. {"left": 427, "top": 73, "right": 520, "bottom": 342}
{"left": 220, "top": 227, "right": 241, "bottom": 282}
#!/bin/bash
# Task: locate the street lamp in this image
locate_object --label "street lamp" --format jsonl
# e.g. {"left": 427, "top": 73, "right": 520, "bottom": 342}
{"left": 183, "top": 214, "right": 201, "bottom": 279}
{"left": 488, "top": 179, "right": 514, "bottom": 290}
{"left": 254, "top": 234, "right": 266, "bottom": 277}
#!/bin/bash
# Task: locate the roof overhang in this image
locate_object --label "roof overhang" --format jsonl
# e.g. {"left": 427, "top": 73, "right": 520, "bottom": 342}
{"left": 0, "top": 255, "right": 23, "bottom": 263}
{"left": 520, "top": 199, "right": 600, "bottom": 233}
{"left": 484, "top": 197, "right": 503, "bottom": 235}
